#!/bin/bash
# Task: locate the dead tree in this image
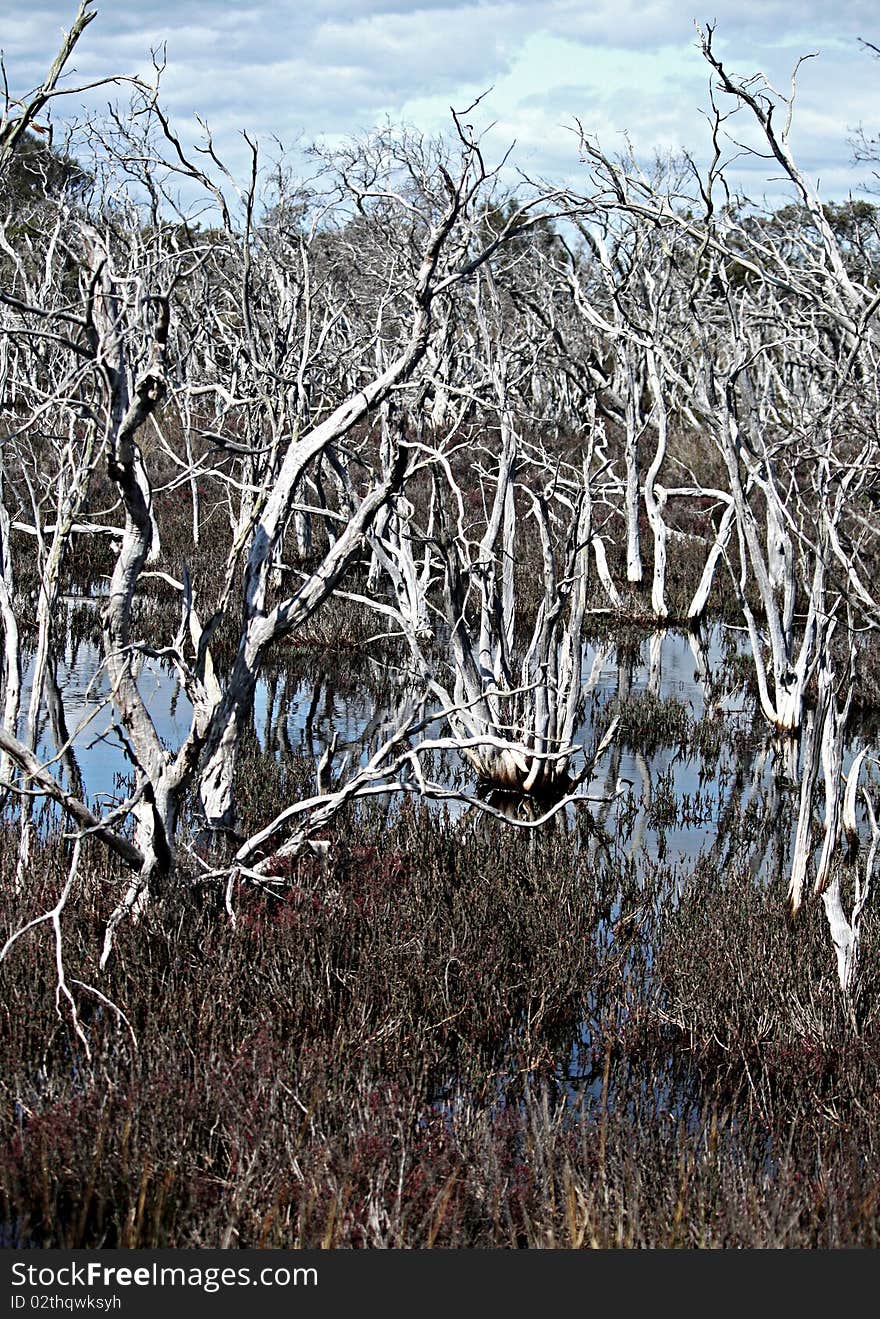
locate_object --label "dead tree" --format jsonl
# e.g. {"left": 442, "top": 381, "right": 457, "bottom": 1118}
{"left": 0, "top": 64, "right": 566, "bottom": 961}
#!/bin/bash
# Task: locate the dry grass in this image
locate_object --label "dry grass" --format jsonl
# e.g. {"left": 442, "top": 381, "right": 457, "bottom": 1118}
{"left": 2, "top": 778, "right": 879, "bottom": 1248}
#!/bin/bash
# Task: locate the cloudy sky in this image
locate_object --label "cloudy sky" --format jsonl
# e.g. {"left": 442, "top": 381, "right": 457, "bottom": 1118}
{"left": 3, "top": 1, "right": 879, "bottom": 204}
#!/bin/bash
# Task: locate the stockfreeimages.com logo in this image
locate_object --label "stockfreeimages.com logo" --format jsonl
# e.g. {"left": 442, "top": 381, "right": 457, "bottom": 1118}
{"left": 10, "top": 1261, "right": 317, "bottom": 1296}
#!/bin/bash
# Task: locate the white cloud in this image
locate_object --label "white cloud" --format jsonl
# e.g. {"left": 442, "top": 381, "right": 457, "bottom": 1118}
{"left": 2, "top": 0, "right": 878, "bottom": 202}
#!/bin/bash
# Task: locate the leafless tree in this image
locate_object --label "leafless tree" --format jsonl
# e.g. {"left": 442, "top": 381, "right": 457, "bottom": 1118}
{"left": 2, "top": 13, "right": 879, "bottom": 1007}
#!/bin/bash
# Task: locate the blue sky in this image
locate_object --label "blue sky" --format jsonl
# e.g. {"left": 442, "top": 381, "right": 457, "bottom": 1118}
{"left": 3, "top": 1, "right": 879, "bottom": 204}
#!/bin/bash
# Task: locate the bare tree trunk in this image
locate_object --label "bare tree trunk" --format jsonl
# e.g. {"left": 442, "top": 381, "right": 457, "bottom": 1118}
{"left": 643, "top": 346, "right": 669, "bottom": 619}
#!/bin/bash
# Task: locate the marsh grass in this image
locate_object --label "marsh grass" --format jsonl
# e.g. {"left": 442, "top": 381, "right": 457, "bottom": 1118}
{"left": 3, "top": 786, "right": 880, "bottom": 1248}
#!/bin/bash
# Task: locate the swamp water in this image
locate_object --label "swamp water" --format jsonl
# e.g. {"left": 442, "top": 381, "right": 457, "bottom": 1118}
{"left": 24, "top": 610, "right": 869, "bottom": 874}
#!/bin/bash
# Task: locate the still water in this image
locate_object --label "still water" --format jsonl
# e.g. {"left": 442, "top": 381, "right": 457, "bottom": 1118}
{"left": 15, "top": 606, "right": 871, "bottom": 880}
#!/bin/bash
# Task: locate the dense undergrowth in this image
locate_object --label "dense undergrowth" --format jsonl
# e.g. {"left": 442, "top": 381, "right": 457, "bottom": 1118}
{"left": 2, "top": 776, "right": 879, "bottom": 1248}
